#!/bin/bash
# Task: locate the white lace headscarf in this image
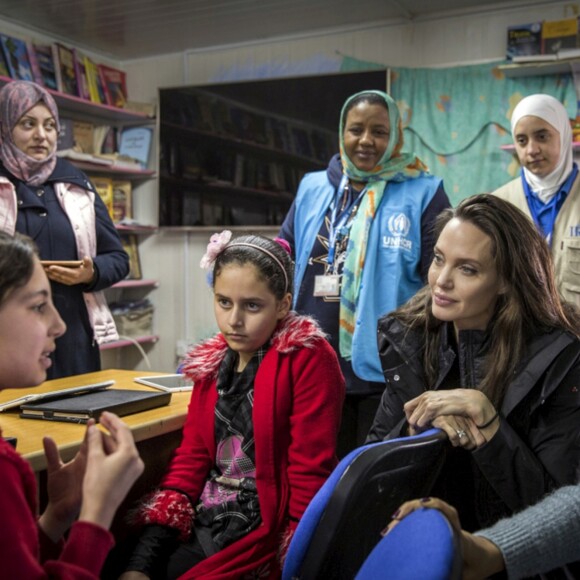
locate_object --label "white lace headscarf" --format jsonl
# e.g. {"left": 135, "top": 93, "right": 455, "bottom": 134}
{"left": 511, "top": 94, "right": 573, "bottom": 203}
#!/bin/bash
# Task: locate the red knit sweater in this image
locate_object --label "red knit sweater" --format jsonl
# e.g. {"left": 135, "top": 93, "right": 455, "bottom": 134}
{"left": 0, "top": 435, "right": 114, "bottom": 578}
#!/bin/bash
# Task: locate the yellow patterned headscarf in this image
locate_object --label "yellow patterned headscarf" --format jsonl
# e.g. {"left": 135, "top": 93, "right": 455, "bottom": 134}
{"left": 339, "top": 90, "right": 428, "bottom": 360}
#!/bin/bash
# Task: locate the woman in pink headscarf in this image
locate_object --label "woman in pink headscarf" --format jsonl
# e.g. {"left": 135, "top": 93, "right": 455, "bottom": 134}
{"left": 0, "top": 80, "right": 129, "bottom": 378}
{"left": 493, "top": 93, "right": 579, "bottom": 306}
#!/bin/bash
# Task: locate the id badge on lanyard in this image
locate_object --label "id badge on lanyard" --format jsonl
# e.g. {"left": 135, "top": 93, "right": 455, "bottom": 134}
{"left": 314, "top": 176, "right": 365, "bottom": 297}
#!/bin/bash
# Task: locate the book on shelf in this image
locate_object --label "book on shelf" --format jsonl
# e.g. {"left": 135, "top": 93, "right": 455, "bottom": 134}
{"left": 26, "top": 41, "right": 43, "bottom": 86}
{"left": 120, "top": 234, "right": 142, "bottom": 280}
{"left": 506, "top": 22, "right": 542, "bottom": 61}
{"left": 57, "top": 118, "right": 75, "bottom": 150}
{"left": 196, "top": 95, "right": 214, "bottom": 131}
{"left": 0, "top": 42, "right": 9, "bottom": 77}
{"left": 93, "top": 124, "right": 113, "bottom": 155}
{"left": 73, "top": 50, "right": 91, "bottom": 100}
{"left": 124, "top": 100, "right": 156, "bottom": 118}
{"left": 291, "top": 126, "right": 313, "bottom": 158}
{"left": 29, "top": 43, "right": 58, "bottom": 90}
{"left": 56, "top": 149, "right": 113, "bottom": 165}
{"left": 119, "top": 127, "right": 153, "bottom": 168}
{"left": 542, "top": 17, "right": 579, "bottom": 56}
{"left": 92, "top": 176, "right": 114, "bottom": 220}
{"left": 94, "top": 152, "right": 142, "bottom": 169}
{"left": 98, "top": 63, "right": 127, "bottom": 107}
{"left": 270, "top": 118, "right": 292, "bottom": 152}
{"left": 54, "top": 43, "right": 79, "bottom": 96}
{"left": 0, "top": 34, "right": 34, "bottom": 81}
{"left": 112, "top": 180, "right": 132, "bottom": 223}
{"left": 73, "top": 121, "right": 95, "bottom": 154}
{"left": 83, "top": 55, "right": 106, "bottom": 104}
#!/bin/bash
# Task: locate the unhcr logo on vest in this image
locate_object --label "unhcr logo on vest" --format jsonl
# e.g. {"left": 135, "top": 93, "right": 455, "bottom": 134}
{"left": 383, "top": 213, "right": 412, "bottom": 251}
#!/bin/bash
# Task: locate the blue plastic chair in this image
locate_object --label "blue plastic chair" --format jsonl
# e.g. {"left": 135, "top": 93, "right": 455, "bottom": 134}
{"left": 355, "top": 507, "right": 461, "bottom": 580}
{"left": 282, "top": 428, "right": 448, "bottom": 580}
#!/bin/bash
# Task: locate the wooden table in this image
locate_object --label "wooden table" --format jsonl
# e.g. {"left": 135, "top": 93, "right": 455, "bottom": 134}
{"left": 0, "top": 369, "right": 191, "bottom": 472}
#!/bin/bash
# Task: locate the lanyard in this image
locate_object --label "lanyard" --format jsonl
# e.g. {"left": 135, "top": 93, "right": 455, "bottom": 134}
{"left": 326, "top": 175, "right": 367, "bottom": 273}
{"left": 521, "top": 164, "right": 577, "bottom": 247}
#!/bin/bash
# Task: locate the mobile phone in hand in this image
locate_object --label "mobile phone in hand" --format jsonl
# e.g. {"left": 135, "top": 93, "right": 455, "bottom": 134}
{"left": 40, "top": 260, "right": 83, "bottom": 268}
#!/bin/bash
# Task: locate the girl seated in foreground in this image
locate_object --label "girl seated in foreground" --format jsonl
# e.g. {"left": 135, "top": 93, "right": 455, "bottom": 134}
{"left": 0, "top": 230, "right": 143, "bottom": 578}
{"left": 121, "top": 233, "right": 345, "bottom": 579}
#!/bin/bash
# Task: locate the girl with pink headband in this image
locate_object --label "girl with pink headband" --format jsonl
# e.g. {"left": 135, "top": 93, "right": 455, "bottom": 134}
{"left": 121, "top": 233, "right": 345, "bottom": 579}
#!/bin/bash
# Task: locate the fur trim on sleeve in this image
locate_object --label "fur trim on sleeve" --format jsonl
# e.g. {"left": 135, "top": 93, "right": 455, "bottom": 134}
{"left": 129, "top": 489, "right": 195, "bottom": 541}
{"left": 277, "top": 525, "right": 295, "bottom": 567}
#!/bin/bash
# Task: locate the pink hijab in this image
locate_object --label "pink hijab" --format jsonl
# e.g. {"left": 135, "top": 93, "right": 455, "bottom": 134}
{"left": 0, "top": 81, "right": 60, "bottom": 186}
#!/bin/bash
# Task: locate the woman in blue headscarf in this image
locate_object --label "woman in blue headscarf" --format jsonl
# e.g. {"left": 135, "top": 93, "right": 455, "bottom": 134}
{"left": 278, "top": 90, "right": 450, "bottom": 455}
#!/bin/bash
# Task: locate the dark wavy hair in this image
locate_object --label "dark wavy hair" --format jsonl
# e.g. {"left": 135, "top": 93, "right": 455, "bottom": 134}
{"left": 0, "top": 231, "right": 38, "bottom": 308}
{"left": 392, "top": 194, "right": 580, "bottom": 406}
{"left": 213, "top": 235, "right": 294, "bottom": 301}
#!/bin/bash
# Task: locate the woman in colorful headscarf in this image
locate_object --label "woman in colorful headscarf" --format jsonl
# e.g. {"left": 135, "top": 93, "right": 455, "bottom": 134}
{"left": 278, "top": 90, "right": 450, "bottom": 455}
{"left": 0, "top": 80, "right": 129, "bottom": 379}
{"left": 494, "top": 93, "right": 579, "bottom": 307}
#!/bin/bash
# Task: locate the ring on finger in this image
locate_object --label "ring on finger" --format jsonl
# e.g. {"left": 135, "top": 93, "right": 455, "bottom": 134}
{"left": 455, "top": 429, "right": 466, "bottom": 439}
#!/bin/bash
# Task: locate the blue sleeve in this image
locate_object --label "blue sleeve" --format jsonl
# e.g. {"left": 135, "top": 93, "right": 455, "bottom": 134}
{"left": 420, "top": 183, "right": 451, "bottom": 281}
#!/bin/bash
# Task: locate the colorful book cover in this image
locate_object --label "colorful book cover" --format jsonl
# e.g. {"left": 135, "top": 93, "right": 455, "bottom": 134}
{"left": 55, "top": 43, "right": 79, "bottom": 96}
{"left": 542, "top": 17, "right": 578, "bottom": 55}
{"left": 0, "top": 34, "right": 34, "bottom": 81}
{"left": 98, "top": 63, "right": 127, "bottom": 108}
{"left": 26, "top": 41, "right": 44, "bottom": 86}
{"left": 31, "top": 43, "right": 58, "bottom": 90}
{"left": 119, "top": 127, "right": 152, "bottom": 168}
{"left": 112, "top": 180, "right": 132, "bottom": 223}
{"left": 506, "top": 22, "right": 542, "bottom": 60}
{"left": 56, "top": 118, "right": 75, "bottom": 151}
{"left": 92, "top": 176, "right": 114, "bottom": 221}
{"left": 73, "top": 51, "right": 90, "bottom": 100}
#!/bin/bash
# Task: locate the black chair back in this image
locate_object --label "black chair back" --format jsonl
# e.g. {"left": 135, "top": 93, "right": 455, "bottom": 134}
{"left": 298, "top": 429, "right": 448, "bottom": 579}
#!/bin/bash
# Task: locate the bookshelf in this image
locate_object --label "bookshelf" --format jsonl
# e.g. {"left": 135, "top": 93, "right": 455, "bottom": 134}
{"left": 158, "top": 87, "right": 337, "bottom": 228}
{"left": 104, "top": 224, "right": 159, "bottom": 352}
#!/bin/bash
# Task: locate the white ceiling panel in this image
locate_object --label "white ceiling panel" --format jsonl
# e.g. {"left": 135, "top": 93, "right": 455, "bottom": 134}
{"left": 0, "top": 0, "right": 556, "bottom": 60}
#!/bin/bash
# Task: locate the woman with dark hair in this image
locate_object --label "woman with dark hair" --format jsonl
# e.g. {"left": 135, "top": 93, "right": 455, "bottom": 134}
{"left": 120, "top": 233, "right": 344, "bottom": 579}
{"left": 0, "top": 230, "right": 143, "bottom": 578}
{"left": 279, "top": 90, "right": 450, "bottom": 455}
{"left": 0, "top": 80, "right": 129, "bottom": 379}
{"left": 367, "top": 194, "right": 580, "bottom": 536}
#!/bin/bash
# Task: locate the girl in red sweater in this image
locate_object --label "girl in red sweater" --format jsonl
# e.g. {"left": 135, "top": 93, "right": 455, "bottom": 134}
{"left": 121, "top": 233, "right": 345, "bottom": 579}
{"left": 0, "top": 230, "right": 143, "bottom": 578}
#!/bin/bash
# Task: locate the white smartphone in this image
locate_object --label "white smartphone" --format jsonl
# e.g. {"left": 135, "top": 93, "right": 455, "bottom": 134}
{"left": 134, "top": 374, "right": 193, "bottom": 392}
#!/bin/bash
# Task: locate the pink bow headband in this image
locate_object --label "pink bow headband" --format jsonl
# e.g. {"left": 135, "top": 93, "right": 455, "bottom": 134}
{"left": 200, "top": 230, "right": 291, "bottom": 293}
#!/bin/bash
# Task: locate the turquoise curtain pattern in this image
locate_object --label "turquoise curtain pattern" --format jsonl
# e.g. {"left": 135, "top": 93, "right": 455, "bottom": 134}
{"left": 341, "top": 58, "right": 576, "bottom": 205}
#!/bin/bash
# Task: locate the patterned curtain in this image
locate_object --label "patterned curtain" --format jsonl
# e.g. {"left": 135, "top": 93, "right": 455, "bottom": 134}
{"left": 341, "top": 58, "right": 576, "bottom": 205}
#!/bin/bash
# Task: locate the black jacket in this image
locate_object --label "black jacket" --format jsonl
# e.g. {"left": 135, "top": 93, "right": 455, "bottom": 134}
{"left": 368, "top": 316, "right": 580, "bottom": 530}
{"left": 1, "top": 158, "right": 129, "bottom": 378}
